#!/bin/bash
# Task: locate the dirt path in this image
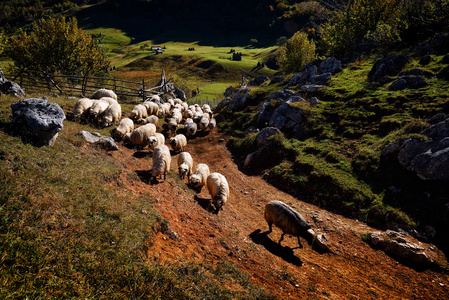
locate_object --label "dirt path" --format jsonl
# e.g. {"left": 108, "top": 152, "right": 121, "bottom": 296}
{"left": 111, "top": 131, "right": 449, "bottom": 299}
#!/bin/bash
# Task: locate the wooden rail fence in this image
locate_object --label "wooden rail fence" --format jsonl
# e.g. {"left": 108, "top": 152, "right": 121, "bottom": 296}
{"left": 7, "top": 70, "right": 164, "bottom": 103}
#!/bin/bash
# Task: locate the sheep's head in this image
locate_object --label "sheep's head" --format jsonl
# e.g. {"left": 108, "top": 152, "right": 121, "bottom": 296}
{"left": 169, "top": 138, "right": 177, "bottom": 147}
{"left": 148, "top": 136, "right": 157, "bottom": 148}
{"left": 190, "top": 174, "right": 200, "bottom": 187}
{"left": 178, "top": 164, "right": 188, "bottom": 178}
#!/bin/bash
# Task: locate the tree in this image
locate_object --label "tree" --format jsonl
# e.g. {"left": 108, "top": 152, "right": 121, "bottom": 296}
{"left": 9, "top": 17, "right": 109, "bottom": 76}
{"left": 0, "top": 30, "right": 6, "bottom": 56}
{"left": 277, "top": 32, "right": 316, "bottom": 74}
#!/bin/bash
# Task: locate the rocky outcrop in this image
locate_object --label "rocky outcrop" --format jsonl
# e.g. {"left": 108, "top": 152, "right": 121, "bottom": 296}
{"left": 388, "top": 75, "right": 427, "bottom": 91}
{"left": 11, "top": 98, "right": 65, "bottom": 146}
{"left": 248, "top": 75, "right": 269, "bottom": 86}
{"left": 76, "top": 131, "right": 119, "bottom": 150}
{"left": 382, "top": 113, "right": 449, "bottom": 180}
{"left": 0, "top": 68, "right": 25, "bottom": 98}
{"left": 287, "top": 57, "right": 341, "bottom": 90}
{"left": 268, "top": 102, "right": 304, "bottom": 140}
{"left": 368, "top": 230, "right": 435, "bottom": 266}
{"left": 368, "top": 55, "right": 411, "bottom": 82}
{"left": 228, "top": 88, "right": 251, "bottom": 112}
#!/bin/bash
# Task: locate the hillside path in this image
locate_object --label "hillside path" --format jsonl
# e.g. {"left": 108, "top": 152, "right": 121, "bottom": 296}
{"left": 110, "top": 130, "right": 449, "bottom": 299}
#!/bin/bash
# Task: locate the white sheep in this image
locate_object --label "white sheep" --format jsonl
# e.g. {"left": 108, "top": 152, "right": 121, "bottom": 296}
{"left": 138, "top": 115, "right": 159, "bottom": 126}
{"left": 90, "top": 99, "right": 110, "bottom": 122}
{"left": 165, "top": 118, "right": 178, "bottom": 137}
{"left": 185, "top": 121, "right": 197, "bottom": 137}
{"left": 167, "top": 98, "right": 175, "bottom": 109}
{"left": 181, "top": 102, "right": 189, "bottom": 112}
{"left": 173, "top": 98, "right": 183, "bottom": 105}
{"left": 130, "top": 104, "right": 148, "bottom": 120}
{"left": 206, "top": 173, "right": 230, "bottom": 214}
{"left": 73, "top": 98, "right": 94, "bottom": 122}
{"left": 189, "top": 163, "right": 210, "bottom": 192}
{"left": 91, "top": 88, "right": 117, "bottom": 100}
{"left": 169, "top": 134, "right": 187, "bottom": 152}
{"left": 143, "top": 101, "right": 159, "bottom": 116}
{"left": 172, "top": 108, "right": 183, "bottom": 124}
{"left": 202, "top": 104, "right": 211, "bottom": 111}
{"left": 264, "top": 200, "right": 312, "bottom": 248}
{"left": 129, "top": 123, "right": 157, "bottom": 147}
{"left": 151, "top": 144, "right": 171, "bottom": 181}
{"left": 208, "top": 118, "right": 216, "bottom": 131}
{"left": 178, "top": 152, "right": 193, "bottom": 180}
{"left": 193, "top": 111, "right": 203, "bottom": 123}
{"left": 102, "top": 102, "right": 122, "bottom": 127}
{"left": 158, "top": 103, "right": 171, "bottom": 118}
{"left": 112, "top": 117, "right": 134, "bottom": 140}
{"left": 99, "top": 96, "right": 118, "bottom": 106}
{"left": 199, "top": 116, "right": 210, "bottom": 131}
{"left": 183, "top": 109, "right": 193, "bottom": 120}
{"left": 146, "top": 94, "right": 161, "bottom": 102}
{"left": 148, "top": 132, "right": 165, "bottom": 150}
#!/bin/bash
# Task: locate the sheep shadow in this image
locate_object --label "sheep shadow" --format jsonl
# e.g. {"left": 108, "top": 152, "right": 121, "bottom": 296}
{"left": 249, "top": 229, "right": 303, "bottom": 267}
{"left": 193, "top": 195, "right": 215, "bottom": 213}
{"left": 134, "top": 170, "right": 152, "bottom": 184}
{"left": 133, "top": 151, "right": 149, "bottom": 158}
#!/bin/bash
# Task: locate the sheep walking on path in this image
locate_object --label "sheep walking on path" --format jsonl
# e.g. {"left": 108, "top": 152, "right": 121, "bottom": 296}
{"left": 112, "top": 118, "right": 134, "bottom": 140}
{"left": 148, "top": 133, "right": 165, "bottom": 150}
{"left": 178, "top": 152, "right": 193, "bottom": 180}
{"left": 206, "top": 173, "right": 229, "bottom": 214}
{"left": 190, "top": 163, "right": 210, "bottom": 192}
{"left": 169, "top": 134, "right": 187, "bottom": 152}
{"left": 264, "top": 200, "right": 311, "bottom": 248}
{"left": 151, "top": 144, "right": 171, "bottom": 181}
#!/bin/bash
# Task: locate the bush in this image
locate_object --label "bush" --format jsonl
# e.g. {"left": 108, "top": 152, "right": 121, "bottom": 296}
{"left": 276, "top": 31, "right": 316, "bottom": 74}
{"left": 9, "top": 17, "right": 109, "bottom": 76}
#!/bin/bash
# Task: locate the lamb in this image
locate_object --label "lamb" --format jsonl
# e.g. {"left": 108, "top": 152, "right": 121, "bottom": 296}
{"left": 112, "top": 117, "right": 134, "bottom": 140}
{"left": 130, "top": 104, "right": 148, "bottom": 120}
{"left": 143, "top": 101, "right": 159, "bottom": 116}
{"left": 73, "top": 97, "right": 94, "bottom": 122}
{"left": 177, "top": 151, "right": 193, "bottom": 180}
{"left": 169, "top": 134, "right": 187, "bottom": 152}
{"left": 90, "top": 99, "right": 110, "bottom": 122}
{"left": 102, "top": 102, "right": 122, "bottom": 127}
{"left": 264, "top": 200, "right": 312, "bottom": 248}
{"left": 128, "top": 123, "right": 157, "bottom": 147}
{"left": 151, "top": 144, "right": 171, "bottom": 181}
{"left": 206, "top": 173, "right": 230, "bottom": 214}
{"left": 189, "top": 163, "right": 210, "bottom": 192}
{"left": 138, "top": 115, "right": 159, "bottom": 126}
{"left": 148, "top": 132, "right": 165, "bottom": 150}
{"left": 91, "top": 88, "right": 117, "bottom": 100}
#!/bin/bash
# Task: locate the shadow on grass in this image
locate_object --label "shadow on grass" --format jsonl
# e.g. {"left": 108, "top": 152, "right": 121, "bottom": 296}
{"left": 249, "top": 229, "right": 304, "bottom": 267}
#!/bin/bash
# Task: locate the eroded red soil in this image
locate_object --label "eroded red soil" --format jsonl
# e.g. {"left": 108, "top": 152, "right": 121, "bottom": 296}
{"left": 110, "top": 131, "right": 449, "bottom": 299}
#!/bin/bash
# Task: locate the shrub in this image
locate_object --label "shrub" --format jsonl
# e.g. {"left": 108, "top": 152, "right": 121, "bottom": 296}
{"left": 276, "top": 31, "right": 316, "bottom": 73}
{"left": 9, "top": 17, "right": 109, "bottom": 76}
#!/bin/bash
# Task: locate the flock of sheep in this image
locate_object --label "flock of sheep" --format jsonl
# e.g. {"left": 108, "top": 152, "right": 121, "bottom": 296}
{"left": 72, "top": 88, "right": 312, "bottom": 246}
{"left": 72, "top": 88, "right": 228, "bottom": 214}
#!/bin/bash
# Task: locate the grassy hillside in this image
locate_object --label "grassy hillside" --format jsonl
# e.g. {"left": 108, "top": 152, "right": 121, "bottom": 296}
{"left": 217, "top": 52, "right": 449, "bottom": 252}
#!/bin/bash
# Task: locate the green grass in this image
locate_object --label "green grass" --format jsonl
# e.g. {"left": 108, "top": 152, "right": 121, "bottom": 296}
{"left": 0, "top": 94, "right": 273, "bottom": 299}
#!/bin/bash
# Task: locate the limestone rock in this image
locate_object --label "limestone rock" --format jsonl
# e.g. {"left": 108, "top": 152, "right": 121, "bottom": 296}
{"left": 319, "top": 57, "right": 342, "bottom": 74}
{"left": 389, "top": 76, "right": 427, "bottom": 91}
{"left": 255, "top": 127, "right": 282, "bottom": 147}
{"left": 11, "top": 98, "right": 65, "bottom": 146}
{"left": 228, "top": 88, "right": 251, "bottom": 112}
{"left": 368, "top": 55, "right": 411, "bottom": 82}
{"left": 268, "top": 102, "right": 304, "bottom": 140}
{"left": 76, "top": 131, "right": 119, "bottom": 151}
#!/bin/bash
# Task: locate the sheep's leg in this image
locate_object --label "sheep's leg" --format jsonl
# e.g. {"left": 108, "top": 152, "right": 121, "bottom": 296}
{"left": 267, "top": 222, "right": 273, "bottom": 233}
{"left": 278, "top": 233, "right": 285, "bottom": 245}
{"left": 297, "top": 236, "right": 303, "bottom": 248}
{"left": 163, "top": 172, "right": 166, "bottom": 181}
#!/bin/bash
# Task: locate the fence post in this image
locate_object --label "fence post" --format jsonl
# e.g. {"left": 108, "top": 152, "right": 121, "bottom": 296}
{"left": 142, "top": 78, "right": 145, "bottom": 102}
{"left": 114, "top": 77, "right": 117, "bottom": 93}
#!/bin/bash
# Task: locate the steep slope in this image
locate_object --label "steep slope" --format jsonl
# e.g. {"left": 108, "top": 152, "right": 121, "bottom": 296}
{"left": 109, "top": 130, "right": 449, "bottom": 299}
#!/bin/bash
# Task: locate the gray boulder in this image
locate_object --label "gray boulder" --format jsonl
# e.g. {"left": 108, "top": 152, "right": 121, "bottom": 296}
{"left": 319, "top": 57, "right": 342, "bottom": 74}
{"left": 255, "top": 127, "right": 282, "bottom": 147}
{"left": 215, "top": 97, "right": 231, "bottom": 111}
{"left": 11, "top": 98, "right": 65, "bottom": 146}
{"left": 268, "top": 102, "right": 304, "bottom": 140}
{"left": 297, "top": 64, "right": 318, "bottom": 86}
{"left": 249, "top": 75, "right": 269, "bottom": 86}
{"left": 300, "top": 84, "right": 324, "bottom": 92}
{"left": 388, "top": 75, "right": 427, "bottom": 91}
{"left": 383, "top": 114, "right": 449, "bottom": 180}
{"left": 369, "top": 55, "right": 411, "bottom": 82}
{"left": 76, "top": 131, "right": 119, "bottom": 150}
{"left": 228, "top": 88, "right": 251, "bottom": 112}
{"left": 369, "top": 230, "right": 434, "bottom": 265}
{"left": 270, "top": 72, "right": 284, "bottom": 84}
{"left": 0, "top": 68, "right": 25, "bottom": 98}
{"left": 308, "top": 97, "right": 320, "bottom": 105}
{"left": 268, "top": 89, "right": 294, "bottom": 101}
{"left": 314, "top": 73, "right": 332, "bottom": 85}
{"left": 257, "top": 101, "right": 276, "bottom": 125}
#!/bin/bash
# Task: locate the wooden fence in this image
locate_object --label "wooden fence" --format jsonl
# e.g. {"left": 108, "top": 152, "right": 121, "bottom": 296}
{"left": 7, "top": 70, "right": 164, "bottom": 103}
